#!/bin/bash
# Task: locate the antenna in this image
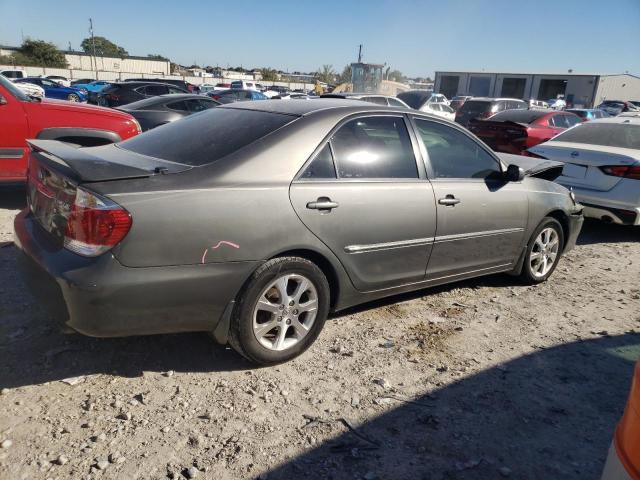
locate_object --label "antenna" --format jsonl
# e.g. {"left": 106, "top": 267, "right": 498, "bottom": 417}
{"left": 89, "top": 18, "right": 98, "bottom": 78}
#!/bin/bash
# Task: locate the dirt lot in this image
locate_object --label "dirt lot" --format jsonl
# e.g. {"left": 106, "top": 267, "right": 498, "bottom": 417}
{"left": 1, "top": 188, "right": 639, "bottom": 480}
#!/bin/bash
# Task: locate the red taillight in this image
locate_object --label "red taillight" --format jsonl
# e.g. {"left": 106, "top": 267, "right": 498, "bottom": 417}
{"left": 107, "top": 93, "right": 120, "bottom": 101}
{"left": 64, "top": 188, "right": 132, "bottom": 257}
{"left": 600, "top": 165, "right": 640, "bottom": 180}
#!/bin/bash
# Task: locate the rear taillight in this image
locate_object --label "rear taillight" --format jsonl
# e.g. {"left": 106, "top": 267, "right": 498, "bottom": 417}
{"left": 107, "top": 93, "right": 120, "bottom": 101}
{"left": 64, "top": 188, "right": 132, "bottom": 257}
{"left": 600, "top": 165, "right": 640, "bottom": 180}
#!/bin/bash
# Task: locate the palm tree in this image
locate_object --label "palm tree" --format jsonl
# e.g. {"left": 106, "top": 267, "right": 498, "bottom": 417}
{"left": 316, "top": 64, "right": 336, "bottom": 83}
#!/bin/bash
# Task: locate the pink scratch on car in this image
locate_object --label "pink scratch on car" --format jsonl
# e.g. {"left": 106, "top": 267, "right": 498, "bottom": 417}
{"left": 201, "top": 241, "right": 240, "bottom": 264}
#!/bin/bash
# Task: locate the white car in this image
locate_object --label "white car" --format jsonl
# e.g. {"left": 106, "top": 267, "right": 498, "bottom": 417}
{"left": 530, "top": 99, "right": 550, "bottom": 109}
{"left": 528, "top": 116, "right": 640, "bottom": 225}
{"left": 0, "top": 69, "right": 26, "bottom": 80}
{"left": 421, "top": 102, "right": 456, "bottom": 121}
{"left": 230, "top": 80, "right": 258, "bottom": 91}
{"left": 14, "top": 81, "right": 45, "bottom": 98}
{"left": 548, "top": 98, "right": 567, "bottom": 110}
{"left": 46, "top": 75, "right": 71, "bottom": 87}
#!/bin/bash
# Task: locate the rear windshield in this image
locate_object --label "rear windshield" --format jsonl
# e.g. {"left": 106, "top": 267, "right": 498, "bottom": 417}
{"left": 118, "top": 107, "right": 295, "bottom": 166}
{"left": 490, "top": 110, "right": 547, "bottom": 123}
{"left": 552, "top": 123, "right": 640, "bottom": 149}
{"left": 459, "top": 100, "right": 492, "bottom": 114}
{"left": 397, "top": 91, "right": 431, "bottom": 109}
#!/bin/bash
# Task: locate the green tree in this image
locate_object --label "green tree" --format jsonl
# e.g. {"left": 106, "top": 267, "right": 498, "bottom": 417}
{"left": 260, "top": 68, "right": 278, "bottom": 82}
{"left": 147, "top": 54, "right": 170, "bottom": 62}
{"left": 387, "top": 69, "right": 406, "bottom": 83}
{"left": 80, "top": 36, "right": 128, "bottom": 57}
{"left": 338, "top": 64, "right": 352, "bottom": 84}
{"left": 315, "top": 64, "right": 335, "bottom": 83}
{"left": 2, "top": 39, "right": 68, "bottom": 67}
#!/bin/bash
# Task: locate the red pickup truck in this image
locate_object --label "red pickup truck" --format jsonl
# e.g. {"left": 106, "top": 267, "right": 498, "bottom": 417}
{"left": 0, "top": 74, "right": 140, "bottom": 184}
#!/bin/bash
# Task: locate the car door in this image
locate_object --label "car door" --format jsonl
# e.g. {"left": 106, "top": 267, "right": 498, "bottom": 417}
{"left": 40, "top": 78, "right": 65, "bottom": 99}
{"left": 411, "top": 117, "right": 527, "bottom": 279}
{"left": 289, "top": 114, "right": 437, "bottom": 291}
{"left": 0, "top": 82, "right": 29, "bottom": 180}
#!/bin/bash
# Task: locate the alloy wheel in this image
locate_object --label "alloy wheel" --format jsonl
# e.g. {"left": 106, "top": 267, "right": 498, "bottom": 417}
{"left": 67, "top": 93, "right": 80, "bottom": 102}
{"left": 252, "top": 274, "right": 318, "bottom": 351}
{"left": 529, "top": 227, "right": 559, "bottom": 278}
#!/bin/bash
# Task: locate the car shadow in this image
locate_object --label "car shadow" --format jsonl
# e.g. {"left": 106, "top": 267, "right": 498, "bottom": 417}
{"left": 263, "top": 333, "right": 640, "bottom": 480}
{"left": 577, "top": 218, "right": 638, "bottom": 245}
{"left": 0, "top": 186, "right": 26, "bottom": 210}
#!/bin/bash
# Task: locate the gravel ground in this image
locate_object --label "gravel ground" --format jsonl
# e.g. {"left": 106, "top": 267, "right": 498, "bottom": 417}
{"left": 0, "top": 187, "right": 639, "bottom": 480}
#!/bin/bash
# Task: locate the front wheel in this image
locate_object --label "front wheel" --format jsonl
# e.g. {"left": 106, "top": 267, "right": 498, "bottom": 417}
{"left": 228, "top": 257, "right": 330, "bottom": 365}
{"left": 67, "top": 93, "right": 80, "bottom": 102}
{"left": 519, "top": 217, "right": 564, "bottom": 284}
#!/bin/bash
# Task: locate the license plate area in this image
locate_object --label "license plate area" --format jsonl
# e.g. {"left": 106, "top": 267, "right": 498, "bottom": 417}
{"left": 562, "top": 163, "right": 588, "bottom": 179}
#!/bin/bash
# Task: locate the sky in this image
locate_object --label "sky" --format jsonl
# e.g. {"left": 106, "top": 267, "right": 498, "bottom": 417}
{"left": 1, "top": 0, "right": 639, "bottom": 78}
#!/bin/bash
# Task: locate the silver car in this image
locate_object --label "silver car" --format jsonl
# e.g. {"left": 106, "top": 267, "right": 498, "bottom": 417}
{"left": 15, "top": 100, "right": 583, "bottom": 365}
{"left": 529, "top": 116, "right": 640, "bottom": 225}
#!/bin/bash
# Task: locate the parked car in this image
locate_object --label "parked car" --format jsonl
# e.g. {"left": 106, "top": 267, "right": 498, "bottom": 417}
{"left": 548, "top": 98, "right": 567, "bottom": 110}
{"left": 0, "top": 74, "right": 139, "bottom": 184}
{"left": 72, "top": 80, "right": 112, "bottom": 94}
{"left": 71, "top": 78, "right": 96, "bottom": 86}
{"left": 455, "top": 98, "right": 528, "bottom": 128}
{"left": 265, "top": 85, "right": 289, "bottom": 96}
{"left": 528, "top": 116, "right": 640, "bottom": 225}
{"left": 116, "top": 94, "right": 220, "bottom": 131}
{"left": 206, "top": 89, "right": 268, "bottom": 103}
{"left": 96, "top": 82, "right": 188, "bottom": 107}
{"left": 396, "top": 90, "right": 449, "bottom": 110}
{"left": 566, "top": 108, "right": 610, "bottom": 121}
{"left": 13, "top": 99, "right": 582, "bottom": 365}
{"left": 600, "top": 360, "right": 640, "bottom": 480}
{"left": 0, "top": 69, "right": 26, "bottom": 80}
{"left": 320, "top": 93, "right": 409, "bottom": 108}
{"left": 597, "top": 100, "right": 639, "bottom": 116}
{"left": 631, "top": 101, "right": 640, "bottom": 108}
{"left": 529, "top": 99, "right": 550, "bottom": 110}
{"left": 14, "top": 77, "right": 88, "bottom": 102}
{"left": 13, "top": 81, "right": 45, "bottom": 98}
{"left": 230, "top": 80, "right": 258, "bottom": 91}
{"left": 449, "top": 96, "right": 473, "bottom": 111}
{"left": 420, "top": 102, "right": 456, "bottom": 121}
{"left": 47, "top": 75, "right": 71, "bottom": 87}
{"left": 469, "top": 109, "right": 582, "bottom": 155}
{"left": 124, "top": 78, "right": 198, "bottom": 93}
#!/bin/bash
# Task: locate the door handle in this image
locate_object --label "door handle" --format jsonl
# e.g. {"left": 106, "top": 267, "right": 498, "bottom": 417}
{"left": 306, "top": 197, "right": 339, "bottom": 211}
{"left": 438, "top": 195, "right": 460, "bottom": 206}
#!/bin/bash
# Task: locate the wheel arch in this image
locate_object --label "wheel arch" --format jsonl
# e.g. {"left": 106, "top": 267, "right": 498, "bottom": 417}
{"left": 545, "top": 209, "right": 570, "bottom": 251}
{"left": 37, "top": 127, "right": 121, "bottom": 146}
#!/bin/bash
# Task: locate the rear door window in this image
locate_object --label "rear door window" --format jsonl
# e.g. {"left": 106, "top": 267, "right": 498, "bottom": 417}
{"left": 299, "top": 144, "right": 336, "bottom": 179}
{"left": 118, "top": 108, "right": 295, "bottom": 166}
{"left": 329, "top": 116, "right": 418, "bottom": 179}
{"left": 144, "top": 85, "right": 168, "bottom": 96}
{"left": 167, "top": 100, "right": 189, "bottom": 111}
{"left": 414, "top": 118, "right": 501, "bottom": 179}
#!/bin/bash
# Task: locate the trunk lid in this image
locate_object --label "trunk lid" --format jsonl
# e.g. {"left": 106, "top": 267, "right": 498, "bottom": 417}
{"left": 26, "top": 140, "right": 189, "bottom": 244}
{"left": 528, "top": 141, "right": 640, "bottom": 191}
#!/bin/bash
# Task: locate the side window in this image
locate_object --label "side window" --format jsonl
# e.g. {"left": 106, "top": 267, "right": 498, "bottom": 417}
{"left": 388, "top": 98, "right": 406, "bottom": 108}
{"left": 167, "top": 100, "right": 189, "bottom": 111}
{"left": 144, "top": 85, "right": 168, "bottom": 96}
{"left": 300, "top": 144, "right": 336, "bottom": 179}
{"left": 565, "top": 115, "right": 581, "bottom": 127}
{"left": 414, "top": 118, "right": 501, "bottom": 179}
{"left": 188, "top": 99, "right": 217, "bottom": 112}
{"left": 549, "top": 115, "right": 568, "bottom": 128}
{"left": 330, "top": 116, "right": 418, "bottom": 179}
{"left": 365, "top": 96, "right": 387, "bottom": 106}
{"left": 168, "top": 86, "right": 185, "bottom": 94}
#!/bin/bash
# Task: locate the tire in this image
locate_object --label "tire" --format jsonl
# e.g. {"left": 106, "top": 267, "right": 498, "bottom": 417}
{"left": 519, "top": 217, "right": 564, "bottom": 284}
{"left": 67, "top": 93, "right": 80, "bottom": 102}
{"left": 228, "top": 257, "right": 330, "bottom": 365}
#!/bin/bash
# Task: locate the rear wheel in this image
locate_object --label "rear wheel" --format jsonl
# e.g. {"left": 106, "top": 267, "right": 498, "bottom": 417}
{"left": 67, "top": 93, "right": 80, "bottom": 102}
{"left": 519, "top": 217, "right": 564, "bottom": 284}
{"left": 228, "top": 257, "right": 330, "bottom": 365}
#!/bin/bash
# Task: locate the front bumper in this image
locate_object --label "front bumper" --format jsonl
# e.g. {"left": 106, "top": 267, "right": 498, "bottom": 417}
{"left": 14, "top": 210, "right": 258, "bottom": 337}
{"left": 564, "top": 209, "right": 584, "bottom": 252}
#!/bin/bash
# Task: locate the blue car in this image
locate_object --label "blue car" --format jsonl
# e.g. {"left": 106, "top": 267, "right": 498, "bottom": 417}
{"left": 15, "top": 77, "right": 88, "bottom": 102}
{"left": 71, "top": 80, "right": 112, "bottom": 94}
{"left": 565, "top": 108, "right": 610, "bottom": 121}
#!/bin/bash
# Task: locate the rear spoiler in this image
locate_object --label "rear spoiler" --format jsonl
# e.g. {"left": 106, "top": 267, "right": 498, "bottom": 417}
{"left": 27, "top": 140, "right": 187, "bottom": 183}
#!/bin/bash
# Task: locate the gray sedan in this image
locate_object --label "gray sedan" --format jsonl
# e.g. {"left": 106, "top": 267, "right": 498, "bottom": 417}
{"left": 15, "top": 100, "right": 583, "bottom": 365}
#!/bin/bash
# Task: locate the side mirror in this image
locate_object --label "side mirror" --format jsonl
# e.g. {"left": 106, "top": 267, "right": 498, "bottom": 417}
{"left": 505, "top": 164, "right": 525, "bottom": 182}
{"left": 0, "top": 94, "right": 7, "bottom": 105}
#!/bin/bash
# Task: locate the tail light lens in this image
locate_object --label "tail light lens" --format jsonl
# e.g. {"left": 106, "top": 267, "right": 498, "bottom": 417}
{"left": 64, "top": 188, "right": 132, "bottom": 257}
{"left": 600, "top": 165, "right": 640, "bottom": 180}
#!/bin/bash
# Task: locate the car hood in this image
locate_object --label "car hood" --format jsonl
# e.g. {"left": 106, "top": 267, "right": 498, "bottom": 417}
{"left": 37, "top": 98, "right": 134, "bottom": 120}
{"left": 496, "top": 152, "right": 564, "bottom": 180}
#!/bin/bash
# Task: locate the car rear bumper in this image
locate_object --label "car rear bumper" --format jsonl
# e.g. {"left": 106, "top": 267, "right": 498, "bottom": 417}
{"left": 14, "top": 210, "right": 258, "bottom": 337}
{"left": 560, "top": 185, "right": 640, "bottom": 226}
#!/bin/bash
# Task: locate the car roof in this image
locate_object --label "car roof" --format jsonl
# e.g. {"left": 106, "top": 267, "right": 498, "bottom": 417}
{"left": 117, "top": 94, "right": 215, "bottom": 110}
{"left": 467, "top": 97, "right": 526, "bottom": 102}
{"left": 589, "top": 116, "right": 640, "bottom": 125}
{"left": 220, "top": 98, "right": 402, "bottom": 116}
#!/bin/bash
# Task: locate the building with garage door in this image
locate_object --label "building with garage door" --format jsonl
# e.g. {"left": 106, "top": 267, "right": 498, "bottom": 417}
{"left": 433, "top": 71, "right": 640, "bottom": 108}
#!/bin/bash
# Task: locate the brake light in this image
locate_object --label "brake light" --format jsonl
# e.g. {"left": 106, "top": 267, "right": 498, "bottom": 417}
{"left": 600, "top": 165, "right": 640, "bottom": 180}
{"left": 64, "top": 188, "right": 132, "bottom": 257}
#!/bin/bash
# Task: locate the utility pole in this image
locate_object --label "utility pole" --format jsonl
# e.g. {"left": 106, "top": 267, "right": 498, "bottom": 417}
{"left": 89, "top": 18, "right": 98, "bottom": 79}
{"left": 357, "top": 44, "right": 362, "bottom": 63}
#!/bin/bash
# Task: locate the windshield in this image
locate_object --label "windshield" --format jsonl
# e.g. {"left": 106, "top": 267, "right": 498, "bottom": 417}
{"left": 118, "top": 107, "right": 295, "bottom": 166}
{"left": 552, "top": 122, "right": 640, "bottom": 149}
{"left": 0, "top": 73, "right": 30, "bottom": 101}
